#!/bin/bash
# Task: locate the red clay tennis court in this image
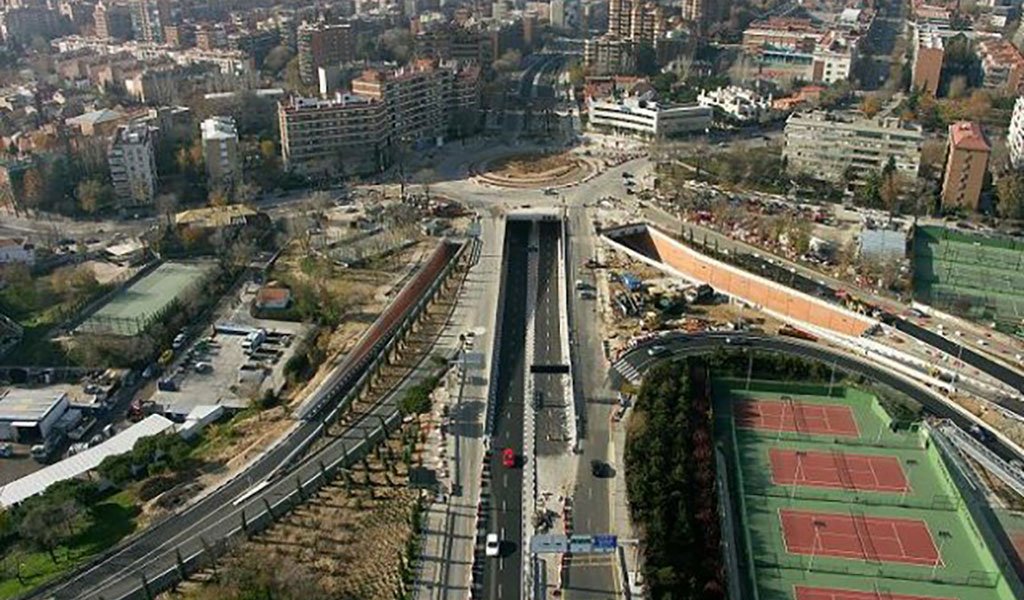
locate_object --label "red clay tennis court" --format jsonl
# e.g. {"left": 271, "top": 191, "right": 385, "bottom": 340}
{"left": 794, "top": 586, "right": 956, "bottom": 600}
{"left": 769, "top": 448, "right": 910, "bottom": 493}
{"left": 735, "top": 399, "right": 860, "bottom": 437}
{"left": 780, "top": 509, "right": 941, "bottom": 566}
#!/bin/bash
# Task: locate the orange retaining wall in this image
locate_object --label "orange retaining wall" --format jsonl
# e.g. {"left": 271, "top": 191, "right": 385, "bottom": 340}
{"left": 614, "top": 225, "right": 874, "bottom": 338}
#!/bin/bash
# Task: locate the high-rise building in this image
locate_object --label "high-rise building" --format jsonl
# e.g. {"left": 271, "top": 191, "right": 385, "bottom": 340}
{"left": 978, "top": 38, "right": 1024, "bottom": 95}
{"left": 783, "top": 111, "right": 923, "bottom": 184}
{"left": 584, "top": 36, "right": 636, "bottom": 75}
{"left": 127, "top": 0, "right": 169, "bottom": 43}
{"left": 108, "top": 123, "right": 157, "bottom": 209}
{"left": 278, "top": 94, "right": 389, "bottom": 177}
{"left": 911, "top": 28, "right": 944, "bottom": 96}
{"left": 941, "top": 121, "right": 990, "bottom": 212}
{"left": 2, "top": 6, "right": 62, "bottom": 45}
{"left": 1008, "top": 96, "right": 1024, "bottom": 170}
{"left": 94, "top": 1, "right": 134, "bottom": 40}
{"left": 200, "top": 116, "right": 241, "bottom": 190}
{"left": 297, "top": 21, "right": 356, "bottom": 85}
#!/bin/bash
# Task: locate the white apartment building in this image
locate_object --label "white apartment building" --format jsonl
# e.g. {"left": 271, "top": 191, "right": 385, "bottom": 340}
{"left": 108, "top": 122, "right": 157, "bottom": 209}
{"left": 200, "top": 116, "right": 240, "bottom": 189}
{"left": 811, "top": 32, "right": 856, "bottom": 84}
{"left": 784, "top": 111, "right": 923, "bottom": 184}
{"left": 588, "top": 96, "right": 711, "bottom": 138}
{"left": 1009, "top": 96, "right": 1024, "bottom": 170}
{"left": 697, "top": 85, "right": 772, "bottom": 122}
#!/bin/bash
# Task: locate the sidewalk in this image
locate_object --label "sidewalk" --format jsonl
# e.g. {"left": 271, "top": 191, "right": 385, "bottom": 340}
{"left": 416, "top": 216, "right": 504, "bottom": 599}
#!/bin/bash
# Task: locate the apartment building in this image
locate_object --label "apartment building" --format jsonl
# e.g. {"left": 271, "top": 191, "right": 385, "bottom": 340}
{"left": 1009, "top": 96, "right": 1024, "bottom": 170}
{"left": 811, "top": 31, "right": 856, "bottom": 84}
{"left": 297, "top": 21, "right": 356, "bottom": 85}
{"left": 94, "top": 0, "right": 133, "bottom": 41}
{"left": 742, "top": 18, "right": 821, "bottom": 54}
{"left": 108, "top": 122, "right": 157, "bottom": 209}
{"left": 127, "top": 0, "right": 169, "bottom": 44}
{"left": 912, "top": 27, "right": 944, "bottom": 96}
{"left": 584, "top": 36, "right": 636, "bottom": 75}
{"left": 941, "top": 121, "right": 990, "bottom": 211}
{"left": 200, "top": 116, "right": 240, "bottom": 189}
{"left": 351, "top": 60, "right": 450, "bottom": 148}
{"left": 783, "top": 111, "right": 924, "bottom": 184}
{"left": 588, "top": 95, "right": 711, "bottom": 138}
{"left": 278, "top": 93, "right": 389, "bottom": 177}
{"left": 2, "top": 6, "right": 62, "bottom": 45}
{"left": 978, "top": 38, "right": 1024, "bottom": 94}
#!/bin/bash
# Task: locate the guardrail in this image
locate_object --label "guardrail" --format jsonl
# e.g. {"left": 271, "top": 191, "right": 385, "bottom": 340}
{"left": 522, "top": 223, "right": 540, "bottom": 597}
{"left": 92, "top": 240, "right": 473, "bottom": 600}
{"left": 558, "top": 216, "right": 579, "bottom": 452}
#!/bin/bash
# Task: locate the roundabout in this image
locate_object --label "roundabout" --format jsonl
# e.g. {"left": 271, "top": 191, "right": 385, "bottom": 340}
{"left": 471, "top": 151, "right": 595, "bottom": 189}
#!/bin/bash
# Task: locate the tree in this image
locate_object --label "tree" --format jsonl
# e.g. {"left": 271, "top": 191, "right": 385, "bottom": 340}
{"left": 636, "top": 43, "right": 659, "bottom": 77}
{"left": 381, "top": 28, "right": 413, "bottom": 63}
{"left": 233, "top": 181, "right": 259, "bottom": 205}
{"left": 860, "top": 95, "right": 882, "bottom": 118}
{"left": 20, "top": 166, "right": 44, "bottom": 212}
{"left": 208, "top": 188, "right": 229, "bottom": 207}
{"left": 76, "top": 179, "right": 110, "bottom": 215}
{"left": 18, "top": 502, "right": 70, "bottom": 562}
{"left": 492, "top": 49, "right": 522, "bottom": 73}
{"left": 996, "top": 171, "right": 1024, "bottom": 220}
{"left": 51, "top": 265, "right": 100, "bottom": 304}
{"left": 262, "top": 45, "right": 294, "bottom": 77}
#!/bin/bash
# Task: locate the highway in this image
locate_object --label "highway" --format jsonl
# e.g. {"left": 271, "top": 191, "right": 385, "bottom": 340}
{"left": 482, "top": 221, "right": 529, "bottom": 600}
{"left": 615, "top": 332, "right": 1024, "bottom": 464}
{"left": 535, "top": 220, "right": 569, "bottom": 456}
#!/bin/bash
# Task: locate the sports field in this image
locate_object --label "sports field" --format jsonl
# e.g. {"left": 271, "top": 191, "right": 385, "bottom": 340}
{"left": 911, "top": 226, "right": 1024, "bottom": 333}
{"left": 79, "top": 262, "right": 215, "bottom": 336}
{"left": 716, "top": 380, "right": 1019, "bottom": 600}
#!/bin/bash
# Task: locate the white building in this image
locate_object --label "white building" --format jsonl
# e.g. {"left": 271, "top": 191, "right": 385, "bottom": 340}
{"left": 200, "top": 116, "right": 240, "bottom": 189}
{"left": 784, "top": 111, "right": 923, "bottom": 184}
{"left": 697, "top": 86, "right": 773, "bottom": 122}
{"left": 0, "top": 389, "right": 70, "bottom": 444}
{"left": 1009, "top": 95, "right": 1024, "bottom": 170}
{"left": 108, "top": 122, "right": 157, "bottom": 209}
{"left": 588, "top": 96, "right": 711, "bottom": 138}
{"left": 812, "top": 31, "right": 857, "bottom": 84}
{"left": 0, "top": 237, "right": 34, "bottom": 265}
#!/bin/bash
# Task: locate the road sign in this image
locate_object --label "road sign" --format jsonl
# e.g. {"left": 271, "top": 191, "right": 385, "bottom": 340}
{"left": 569, "top": 535, "right": 592, "bottom": 554}
{"left": 592, "top": 534, "right": 617, "bottom": 553}
{"left": 530, "top": 534, "right": 568, "bottom": 554}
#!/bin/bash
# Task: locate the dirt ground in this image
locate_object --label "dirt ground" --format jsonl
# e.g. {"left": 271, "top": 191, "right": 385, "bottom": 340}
{"left": 163, "top": 426, "right": 427, "bottom": 600}
{"left": 489, "top": 152, "right": 574, "bottom": 176}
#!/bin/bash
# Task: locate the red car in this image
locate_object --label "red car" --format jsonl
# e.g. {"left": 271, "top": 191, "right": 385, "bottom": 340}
{"left": 502, "top": 448, "right": 516, "bottom": 468}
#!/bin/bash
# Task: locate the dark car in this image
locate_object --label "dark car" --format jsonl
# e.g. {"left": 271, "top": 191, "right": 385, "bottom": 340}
{"left": 591, "top": 459, "right": 611, "bottom": 478}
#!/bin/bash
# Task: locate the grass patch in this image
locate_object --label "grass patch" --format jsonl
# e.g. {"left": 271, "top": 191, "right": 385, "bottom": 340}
{"left": 0, "top": 489, "right": 140, "bottom": 599}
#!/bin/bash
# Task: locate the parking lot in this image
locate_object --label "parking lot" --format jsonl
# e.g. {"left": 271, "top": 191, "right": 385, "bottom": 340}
{"left": 146, "top": 281, "right": 310, "bottom": 418}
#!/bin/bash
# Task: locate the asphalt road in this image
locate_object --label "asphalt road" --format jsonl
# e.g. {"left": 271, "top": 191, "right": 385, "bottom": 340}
{"left": 616, "top": 332, "right": 1024, "bottom": 464}
{"left": 483, "top": 220, "right": 529, "bottom": 600}
{"left": 563, "top": 207, "right": 618, "bottom": 599}
{"left": 536, "top": 220, "right": 569, "bottom": 456}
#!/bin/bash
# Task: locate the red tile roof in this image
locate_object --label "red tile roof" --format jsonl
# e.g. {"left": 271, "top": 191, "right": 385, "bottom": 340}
{"left": 948, "top": 121, "right": 990, "bottom": 153}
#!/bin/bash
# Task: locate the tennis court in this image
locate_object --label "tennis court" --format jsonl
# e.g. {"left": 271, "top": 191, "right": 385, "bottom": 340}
{"left": 769, "top": 449, "right": 909, "bottom": 493}
{"left": 736, "top": 398, "right": 860, "bottom": 438}
{"left": 780, "top": 509, "right": 941, "bottom": 566}
{"left": 794, "top": 586, "right": 956, "bottom": 600}
{"left": 714, "top": 379, "right": 1019, "bottom": 600}
{"left": 79, "top": 261, "right": 216, "bottom": 335}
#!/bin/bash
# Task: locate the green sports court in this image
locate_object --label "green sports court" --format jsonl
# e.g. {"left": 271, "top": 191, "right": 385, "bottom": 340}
{"left": 78, "top": 261, "right": 215, "bottom": 336}
{"left": 911, "top": 226, "right": 1024, "bottom": 334}
{"left": 715, "top": 379, "right": 1022, "bottom": 600}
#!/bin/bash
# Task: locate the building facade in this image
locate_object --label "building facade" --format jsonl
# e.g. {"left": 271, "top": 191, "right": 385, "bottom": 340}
{"left": 941, "top": 121, "right": 990, "bottom": 212}
{"left": 978, "top": 38, "right": 1024, "bottom": 94}
{"left": 911, "top": 28, "right": 944, "bottom": 96}
{"left": 108, "top": 122, "right": 157, "bottom": 209}
{"left": 588, "top": 96, "right": 711, "bottom": 138}
{"left": 1009, "top": 96, "right": 1024, "bottom": 170}
{"left": 278, "top": 93, "right": 390, "bottom": 177}
{"left": 94, "top": 0, "right": 133, "bottom": 41}
{"left": 783, "top": 111, "right": 923, "bottom": 184}
{"left": 297, "top": 21, "right": 356, "bottom": 85}
{"left": 584, "top": 35, "right": 636, "bottom": 75}
{"left": 351, "top": 60, "right": 450, "bottom": 148}
{"left": 200, "top": 116, "right": 241, "bottom": 190}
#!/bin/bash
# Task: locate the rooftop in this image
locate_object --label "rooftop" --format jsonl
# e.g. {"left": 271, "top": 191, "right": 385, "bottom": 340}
{"left": 0, "top": 389, "right": 67, "bottom": 423}
{"left": 175, "top": 204, "right": 259, "bottom": 228}
{"left": 0, "top": 415, "right": 175, "bottom": 507}
{"left": 949, "top": 121, "right": 990, "bottom": 152}
{"left": 200, "top": 116, "right": 238, "bottom": 141}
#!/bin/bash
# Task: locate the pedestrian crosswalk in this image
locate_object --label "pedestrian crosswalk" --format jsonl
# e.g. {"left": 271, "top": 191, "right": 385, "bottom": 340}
{"left": 612, "top": 357, "right": 642, "bottom": 384}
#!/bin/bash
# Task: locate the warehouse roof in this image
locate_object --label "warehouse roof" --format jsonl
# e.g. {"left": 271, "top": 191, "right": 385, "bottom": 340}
{"left": 0, "top": 389, "right": 67, "bottom": 423}
{"left": 0, "top": 415, "right": 175, "bottom": 507}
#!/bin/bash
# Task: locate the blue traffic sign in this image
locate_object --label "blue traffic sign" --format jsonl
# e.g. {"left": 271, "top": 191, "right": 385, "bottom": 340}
{"left": 592, "top": 534, "right": 618, "bottom": 552}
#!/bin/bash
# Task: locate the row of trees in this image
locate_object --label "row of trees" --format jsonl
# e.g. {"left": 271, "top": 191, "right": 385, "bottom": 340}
{"left": 624, "top": 358, "right": 724, "bottom": 599}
